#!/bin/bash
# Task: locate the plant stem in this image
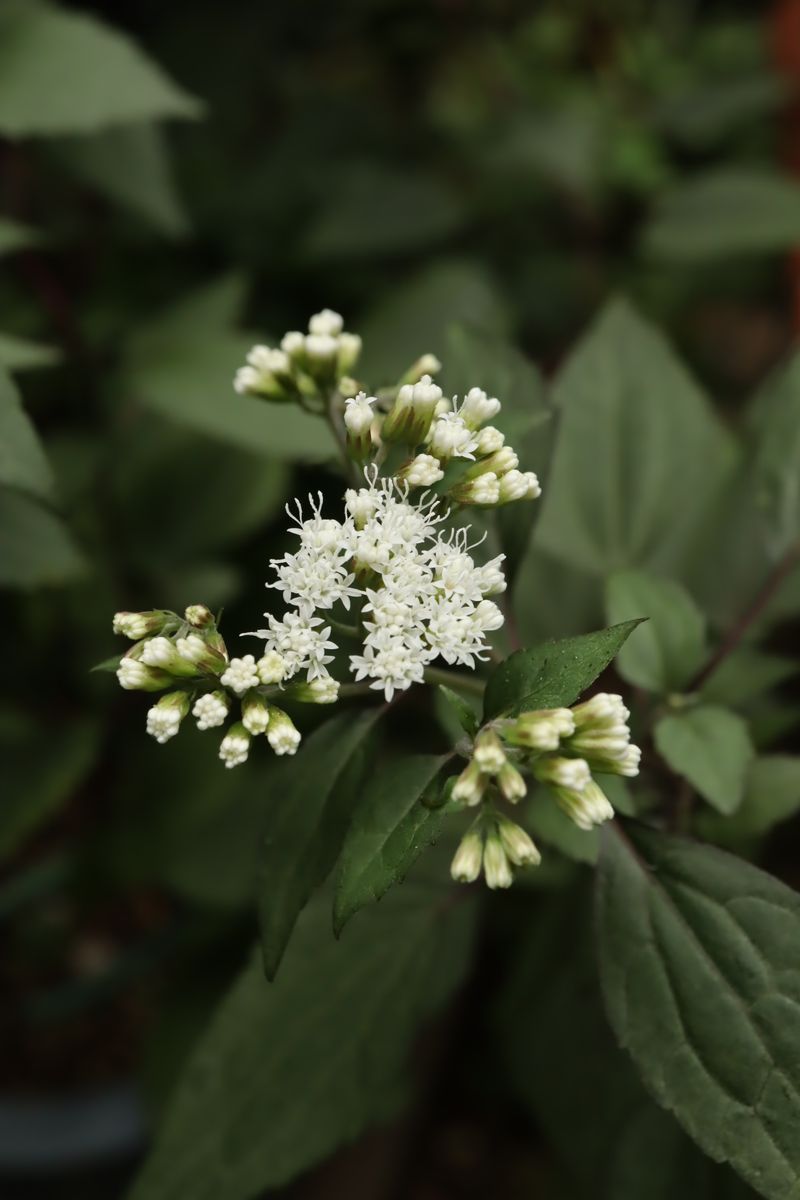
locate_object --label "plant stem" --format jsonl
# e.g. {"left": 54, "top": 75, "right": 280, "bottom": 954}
{"left": 690, "top": 538, "right": 800, "bottom": 691}
{"left": 424, "top": 665, "right": 486, "bottom": 696}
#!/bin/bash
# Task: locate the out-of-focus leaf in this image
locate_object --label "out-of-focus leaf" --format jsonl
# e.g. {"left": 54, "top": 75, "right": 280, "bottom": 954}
{"left": 0, "top": 1, "right": 201, "bottom": 137}
{"left": 0, "top": 217, "right": 40, "bottom": 255}
{"left": 655, "top": 75, "right": 786, "bottom": 147}
{"left": 597, "top": 822, "right": 800, "bottom": 1200}
{"left": 535, "top": 299, "right": 736, "bottom": 578}
{"left": 701, "top": 648, "right": 799, "bottom": 707}
{"left": 747, "top": 350, "right": 800, "bottom": 556}
{"left": 655, "top": 705, "right": 754, "bottom": 815}
{"left": 357, "top": 260, "right": 509, "bottom": 384}
{"left": 258, "top": 709, "right": 383, "bottom": 978}
{"left": 513, "top": 543, "right": 605, "bottom": 646}
{"left": 0, "top": 332, "right": 60, "bottom": 371}
{"left": 0, "top": 365, "right": 54, "bottom": 499}
{"left": 121, "top": 277, "right": 333, "bottom": 461}
{"left": 696, "top": 756, "right": 800, "bottom": 844}
{"left": 128, "top": 884, "right": 475, "bottom": 1200}
{"left": 483, "top": 620, "right": 642, "bottom": 720}
{"left": 0, "top": 487, "right": 85, "bottom": 587}
{"left": 643, "top": 170, "right": 800, "bottom": 261}
{"left": 0, "top": 717, "right": 99, "bottom": 861}
{"left": 605, "top": 569, "right": 706, "bottom": 693}
{"left": 333, "top": 754, "right": 449, "bottom": 933}
{"left": 437, "top": 685, "right": 479, "bottom": 739}
{"left": 53, "top": 122, "right": 188, "bottom": 237}
{"left": 303, "top": 165, "right": 465, "bottom": 259}
{"left": 526, "top": 788, "right": 599, "bottom": 864}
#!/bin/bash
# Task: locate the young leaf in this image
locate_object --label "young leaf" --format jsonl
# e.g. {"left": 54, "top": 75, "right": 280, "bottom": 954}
{"left": 0, "top": 366, "right": 54, "bottom": 500}
{"left": 605, "top": 568, "right": 706, "bottom": 692}
{"left": 128, "top": 885, "right": 475, "bottom": 1200}
{"left": 257, "top": 709, "right": 382, "bottom": 979}
{"left": 90, "top": 654, "right": 122, "bottom": 674}
{"left": 597, "top": 821, "right": 800, "bottom": 1200}
{"left": 655, "top": 705, "right": 754, "bottom": 814}
{"left": 535, "top": 298, "right": 735, "bottom": 578}
{"left": 333, "top": 754, "right": 450, "bottom": 933}
{"left": 483, "top": 619, "right": 642, "bottom": 720}
{"left": 437, "top": 684, "right": 479, "bottom": 739}
{"left": 0, "top": 2, "right": 201, "bottom": 137}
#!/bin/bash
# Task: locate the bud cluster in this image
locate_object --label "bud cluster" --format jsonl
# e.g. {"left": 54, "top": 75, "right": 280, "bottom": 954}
{"left": 234, "top": 308, "right": 362, "bottom": 402}
{"left": 111, "top": 604, "right": 331, "bottom": 768}
{"left": 448, "top": 692, "right": 641, "bottom": 887}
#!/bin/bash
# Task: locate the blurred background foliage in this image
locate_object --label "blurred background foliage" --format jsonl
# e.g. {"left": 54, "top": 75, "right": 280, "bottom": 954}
{"left": 1, "top": 0, "right": 800, "bottom": 1197}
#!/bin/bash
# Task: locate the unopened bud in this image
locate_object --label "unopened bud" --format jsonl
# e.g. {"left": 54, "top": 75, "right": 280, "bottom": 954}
{"left": 482, "top": 834, "right": 513, "bottom": 890}
{"left": 400, "top": 353, "right": 442, "bottom": 385}
{"left": 112, "top": 610, "right": 171, "bottom": 640}
{"left": 451, "top": 472, "right": 500, "bottom": 506}
{"left": 116, "top": 656, "right": 171, "bottom": 692}
{"left": 496, "top": 816, "right": 540, "bottom": 867}
{"left": 146, "top": 691, "right": 190, "bottom": 744}
{"left": 288, "top": 675, "right": 340, "bottom": 704}
{"left": 498, "top": 469, "right": 541, "bottom": 503}
{"left": 450, "top": 828, "right": 484, "bottom": 884}
{"left": 242, "top": 693, "right": 271, "bottom": 735}
{"left": 140, "top": 636, "right": 199, "bottom": 678}
{"left": 256, "top": 651, "right": 288, "bottom": 685}
{"left": 184, "top": 604, "right": 213, "bottom": 628}
{"left": 459, "top": 387, "right": 501, "bottom": 429}
{"left": 396, "top": 453, "right": 444, "bottom": 488}
{"left": 451, "top": 759, "right": 488, "bottom": 806}
{"left": 220, "top": 655, "right": 260, "bottom": 696}
{"left": 473, "top": 729, "right": 506, "bottom": 774}
{"left": 308, "top": 308, "right": 343, "bottom": 337}
{"left": 193, "top": 690, "right": 229, "bottom": 730}
{"left": 474, "top": 425, "right": 505, "bottom": 456}
{"left": 219, "top": 722, "right": 250, "bottom": 769}
{"left": 266, "top": 707, "right": 301, "bottom": 755}
{"left": 337, "top": 332, "right": 362, "bottom": 374}
{"left": 498, "top": 761, "right": 527, "bottom": 803}
{"left": 175, "top": 634, "right": 226, "bottom": 674}
{"left": 504, "top": 708, "right": 575, "bottom": 752}
{"left": 465, "top": 446, "right": 518, "bottom": 480}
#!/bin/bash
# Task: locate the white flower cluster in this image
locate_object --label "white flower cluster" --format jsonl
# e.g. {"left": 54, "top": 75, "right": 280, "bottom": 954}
{"left": 247, "top": 474, "right": 507, "bottom": 701}
{"left": 234, "top": 309, "right": 361, "bottom": 397}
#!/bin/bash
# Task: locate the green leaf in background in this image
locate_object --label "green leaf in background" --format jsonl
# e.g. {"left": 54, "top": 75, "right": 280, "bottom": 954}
{"left": 535, "top": 299, "right": 735, "bottom": 578}
{"left": 513, "top": 542, "right": 605, "bottom": 646}
{"left": 52, "top": 122, "right": 188, "bottom": 237}
{"left": 525, "top": 789, "right": 600, "bottom": 865}
{"left": 437, "top": 685, "right": 479, "bottom": 739}
{"left": 0, "top": 1, "right": 201, "bottom": 137}
{"left": 605, "top": 569, "right": 706, "bottom": 693}
{"left": 357, "top": 259, "right": 509, "bottom": 384}
{"left": 0, "top": 216, "right": 40, "bottom": 255}
{"left": 746, "top": 350, "right": 800, "bottom": 556}
{"left": 643, "top": 170, "right": 800, "bottom": 261}
{"left": 302, "top": 164, "right": 466, "bottom": 260}
{"left": 258, "top": 709, "right": 383, "bottom": 979}
{"left": 483, "top": 620, "right": 642, "bottom": 720}
{"left": 121, "top": 277, "right": 333, "bottom": 462}
{"left": 333, "top": 753, "right": 450, "bottom": 933}
{"left": 654, "top": 705, "right": 754, "bottom": 814}
{"left": 0, "top": 365, "right": 54, "bottom": 500}
{"left": 597, "top": 822, "right": 800, "bottom": 1200}
{"left": 700, "top": 648, "right": 799, "bottom": 708}
{"left": 0, "top": 716, "right": 99, "bottom": 862}
{"left": 0, "top": 332, "right": 60, "bottom": 372}
{"left": 0, "top": 486, "right": 85, "bottom": 587}
{"left": 129, "top": 884, "right": 475, "bottom": 1200}
{"left": 696, "top": 756, "right": 800, "bottom": 845}
{"left": 655, "top": 74, "right": 786, "bottom": 148}
{"left": 496, "top": 881, "right": 755, "bottom": 1199}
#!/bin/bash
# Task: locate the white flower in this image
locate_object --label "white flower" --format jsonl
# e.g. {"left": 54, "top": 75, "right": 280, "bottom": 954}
{"left": 305, "top": 333, "right": 338, "bottom": 362}
{"left": 482, "top": 835, "right": 513, "bottom": 890}
{"left": 477, "top": 555, "right": 507, "bottom": 596}
{"left": 308, "top": 308, "right": 343, "bottom": 336}
{"left": 459, "top": 386, "right": 501, "bottom": 429}
{"left": 399, "top": 453, "right": 444, "bottom": 487}
{"left": 219, "top": 723, "right": 250, "bottom": 768}
{"left": 140, "top": 637, "right": 175, "bottom": 668}
{"left": 270, "top": 544, "right": 358, "bottom": 612}
{"left": 281, "top": 331, "right": 305, "bottom": 357}
{"left": 116, "top": 657, "right": 167, "bottom": 691}
{"left": 350, "top": 628, "right": 427, "bottom": 700}
{"left": 251, "top": 612, "right": 337, "bottom": 681}
{"left": 113, "top": 611, "right": 165, "bottom": 640}
{"left": 257, "top": 651, "right": 288, "bottom": 685}
{"left": 427, "top": 412, "right": 479, "bottom": 460}
{"left": 193, "top": 691, "right": 229, "bottom": 730}
{"left": 338, "top": 332, "right": 362, "bottom": 372}
{"left": 266, "top": 707, "right": 301, "bottom": 755}
{"left": 498, "top": 762, "right": 527, "bottom": 803}
{"left": 345, "top": 486, "right": 381, "bottom": 527}
{"left": 450, "top": 828, "right": 483, "bottom": 883}
{"left": 242, "top": 693, "right": 271, "bottom": 735}
{"left": 343, "top": 391, "right": 376, "bottom": 435}
{"left": 451, "top": 760, "right": 487, "bottom": 806}
{"left": 498, "top": 470, "right": 541, "bottom": 502}
{"left": 247, "top": 345, "right": 289, "bottom": 374}
{"left": 220, "top": 655, "right": 260, "bottom": 695}
{"left": 505, "top": 707, "right": 575, "bottom": 752}
{"left": 184, "top": 604, "right": 213, "bottom": 628}
{"left": 474, "top": 425, "right": 505, "bottom": 456}
{"left": 497, "top": 817, "right": 540, "bottom": 867}
{"left": 567, "top": 692, "right": 640, "bottom": 776}
{"left": 453, "top": 472, "right": 500, "bottom": 506}
{"left": 146, "top": 692, "right": 189, "bottom": 744}
{"left": 473, "top": 729, "right": 506, "bottom": 773}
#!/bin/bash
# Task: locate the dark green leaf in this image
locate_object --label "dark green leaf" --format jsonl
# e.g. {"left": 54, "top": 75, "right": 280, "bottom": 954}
{"left": 605, "top": 569, "right": 706, "bottom": 693}
{"left": 0, "top": 487, "right": 86, "bottom": 587}
{"left": 128, "top": 884, "right": 475, "bottom": 1200}
{"left": 90, "top": 655, "right": 122, "bottom": 674}
{"left": 597, "top": 821, "right": 800, "bottom": 1200}
{"left": 746, "top": 350, "right": 800, "bottom": 556}
{"left": 258, "top": 709, "right": 382, "bottom": 978}
{"left": 0, "top": 332, "right": 60, "bottom": 371}
{"left": 483, "top": 620, "right": 642, "bottom": 720}
{"left": 0, "top": 2, "right": 201, "bottom": 137}
{"left": 655, "top": 706, "right": 754, "bottom": 814}
{"left": 697, "top": 757, "right": 800, "bottom": 844}
{"left": 333, "top": 753, "right": 450, "bottom": 933}
{"left": 437, "top": 685, "right": 479, "bottom": 738}
{"left": 0, "top": 365, "right": 54, "bottom": 500}
{"left": 701, "top": 649, "right": 799, "bottom": 708}
{"left": 0, "top": 216, "right": 40, "bottom": 255}
{"left": 535, "top": 299, "right": 736, "bottom": 578}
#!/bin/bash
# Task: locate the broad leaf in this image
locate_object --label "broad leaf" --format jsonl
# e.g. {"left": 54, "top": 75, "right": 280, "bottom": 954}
{"left": 258, "top": 709, "right": 382, "bottom": 978}
{"left": 0, "top": 217, "right": 40, "bottom": 255}
{"left": 0, "top": 332, "right": 60, "bottom": 371}
{"left": 128, "top": 884, "right": 475, "bottom": 1200}
{"left": 0, "top": 487, "right": 85, "bottom": 587}
{"left": 605, "top": 569, "right": 706, "bottom": 693}
{"left": 53, "top": 122, "right": 188, "bottom": 237}
{"left": 0, "top": 1, "right": 200, "bottom": 137}
{"left": 701, "top": 649, "right": 799, "bottom": 708}
{"left": 0, "top": 365, "right": 53, "bottom": 500}
{"left": 483, "top": 620, "right": 642, "bottom": 720}
{"left": 655, "top": 706, "right": 754, "bottom": 815}
{"left": 747, "top": 350, "right": 800, "bottom": 556}
{"left": 643, "top": 170, "right": 800, "bottom": 261}
{"left": 697, "top": 757, "right": 800, "bottom": 844}
{"left": 597, "top": 821, "right": 800, "bottom": 1200}
{"left": 333, "top": 754, "right": 449, "bottom": 933}
{"left": 535, "top": 299, "right": 735, "bottom": 578}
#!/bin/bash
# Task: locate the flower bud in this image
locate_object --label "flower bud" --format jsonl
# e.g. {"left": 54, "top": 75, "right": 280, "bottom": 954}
{"left": 337, "top": 332, "right": 362, "bottom": 374}
{"left": 496, "top": 816, "right": 541, "bottom": 867}
{"left": 112, "top": 610, "right": 171, "bottom": 640}
{"left": 116, "top": 656, "right": 171, "bottom": 692}
{"left": 382, "top": 374, "right": 443, "bottom": 445}
{"left": 464, "top": 446, "right": 518, "bottom": 480}
{"left": 175, "top": 634, "right": 227, "bottom": 674}
{"left": 554, "top": 777, "right": 615, "bottom": 831}
{"left": 498, "top": 761, "right": 527, "bottom": 803}
{"left": 472, "top": 728, "right": 506, "bottom": 774}
{"left": 343, "top": 391, "right": 376, "bottom": 459}
{"left": 219, "top": 722, "right": 250, "bottom": 769}
{"left": 459, "top": 387, "right": 501, "bottom": 429}
{"left": 256, "top": 651, "right": 288, "bottom": 685}
{"left": 146, "top": 691, "right": 190, "bottom": 744}
{"left": 308, "top": 308, "right": 343, "bottom": 336}
{"left": 566, "top": 693, "right": 640, "bottom": 776}
{"left": 242, "top": 693, "right": 271, "bottom": 735}
{"left": 396, "top": 453, "right": 444, "bottom": 488}
{"left": 451, "top": 472, "right": 500, "bottom": 506}
{"left": 220, "top": 655, "right": 261, "bottom": 696}
{"left": 450, "top": 828, "right": 484, "bottom": 884}
{"left": 498, "top": 470, "right": 541, "bottom": 503}
{"left": 399, "top": 353, "right": 442, "bottom": 385}
{"left": 304, "top": 333, "right": 339, "bottom": 383}
{"left": 426, "top": 412, "right": 478, "bottom": 461}
{"left": 281, "top": 331, "right": 306, "bottom": 361}
{"left": 184, "top": 604, "right": 214, "bottom": 628}
{"left": 287, "top": 675, "right": 340, "bottom": 704}
{"left": 482, "top": 834, "right": 513, "bottom": 890}
{"left": 477, "top": 556, "right": 507, "bottom": 597}
{"left": 140, "top": 636, "right": 199, "bottom": 678}
{"left": 451, "top": 759, "right": 488, "bottom": 806}
{"left": 533, "top": 755, "right": 592, "bottom": 792}
{"left": 504, "top": 708, "right": 575, "bottom": 752}
{"left": 193, "top": 690, "right": 229, "bottom": 730}
{"left": 266, "top": 707, "right": 301, "bottom": 755}
{"left": 474, "top": 425, "right": 505, "bottom": 456}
